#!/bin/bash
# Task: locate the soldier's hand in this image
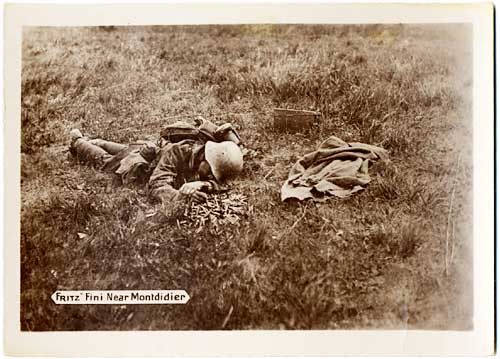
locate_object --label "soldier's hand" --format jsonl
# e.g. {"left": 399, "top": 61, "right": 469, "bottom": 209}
{"left": 191, "top": 191, "right": 208, "bottom": 203}
{"left": 179, "top": 181, "right": 204, "bottom": 195}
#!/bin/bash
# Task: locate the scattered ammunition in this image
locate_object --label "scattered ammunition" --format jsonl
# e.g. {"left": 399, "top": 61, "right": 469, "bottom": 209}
{"left": 179, "top": 192, "right": 248, "bottom": 231}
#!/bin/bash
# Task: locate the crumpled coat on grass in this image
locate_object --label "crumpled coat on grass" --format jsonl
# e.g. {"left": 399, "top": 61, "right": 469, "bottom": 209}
{"left": 281, "top": 136, "right": 389, "bottom": 201}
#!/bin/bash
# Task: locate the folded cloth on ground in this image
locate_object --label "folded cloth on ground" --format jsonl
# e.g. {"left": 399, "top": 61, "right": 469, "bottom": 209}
{"left": 281, "top": 136, "right": 389, "bottom": 201}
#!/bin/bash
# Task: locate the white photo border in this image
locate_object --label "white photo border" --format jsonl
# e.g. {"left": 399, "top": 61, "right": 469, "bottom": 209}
{"left": 4, "top": 3, "right": 494, "bottom": 356}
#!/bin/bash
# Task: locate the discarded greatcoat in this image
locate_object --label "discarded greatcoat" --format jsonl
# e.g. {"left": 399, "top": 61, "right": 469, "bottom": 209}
{"left": 280, "top": 135, "right": 389, "bottom": 201}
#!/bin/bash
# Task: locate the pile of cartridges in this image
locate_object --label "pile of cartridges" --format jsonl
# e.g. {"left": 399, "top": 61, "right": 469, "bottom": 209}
{"left": 181, "top": 192, "right": 248, "bottom": 233}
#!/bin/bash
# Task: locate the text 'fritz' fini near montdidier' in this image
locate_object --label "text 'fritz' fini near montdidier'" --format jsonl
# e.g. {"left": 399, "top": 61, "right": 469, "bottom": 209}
{"left": 51, "top": 290, "right": 190, "bottom": 304}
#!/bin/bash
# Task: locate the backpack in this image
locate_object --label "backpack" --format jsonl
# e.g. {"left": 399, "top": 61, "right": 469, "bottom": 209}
{"left": 159, "top": 118, "right": 241, "bottom": 145}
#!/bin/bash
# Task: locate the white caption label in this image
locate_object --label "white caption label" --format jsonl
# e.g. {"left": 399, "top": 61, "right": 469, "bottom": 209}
{"left": 51, "top": 290, "right": 190, "bottom": 304}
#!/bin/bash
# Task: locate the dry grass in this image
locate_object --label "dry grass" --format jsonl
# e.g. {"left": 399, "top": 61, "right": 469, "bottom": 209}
{"left": 21, "top": 24, "right": 472, "bottom": 330}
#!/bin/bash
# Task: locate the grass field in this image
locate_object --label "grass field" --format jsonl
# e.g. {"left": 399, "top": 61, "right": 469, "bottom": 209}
{"left": 21, "top": 24, "right": 473, "bottom": 330}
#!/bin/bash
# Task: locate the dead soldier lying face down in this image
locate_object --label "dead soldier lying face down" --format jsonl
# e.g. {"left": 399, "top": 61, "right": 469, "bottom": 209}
{"left": 69, "top": 118, "right": 244, "bottom": 217}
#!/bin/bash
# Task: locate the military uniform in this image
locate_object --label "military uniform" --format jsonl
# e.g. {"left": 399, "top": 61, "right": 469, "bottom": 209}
{"left": 70, "top": 119, "right": 240, "bottom": 213}
{"left": 148, "top": 139, "right": 220, "bottom": 203}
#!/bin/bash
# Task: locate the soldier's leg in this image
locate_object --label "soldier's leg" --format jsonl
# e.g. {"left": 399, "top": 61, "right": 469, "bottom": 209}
{"left": 71, "top": 137, "right": 113, "bottom": 167}
{"left": 69, "top": 129, "right": 119, "bottom": 167}
{"left": 70, "top": 128, "right": 130, "bottom": 165}
{"left": 87, "top": 139, "right": 127, "bottom": 155}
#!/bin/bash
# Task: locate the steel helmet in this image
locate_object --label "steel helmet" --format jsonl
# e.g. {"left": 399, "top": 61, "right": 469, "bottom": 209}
{"left": 205, "top": 141, "right": 243, "bottom": 182}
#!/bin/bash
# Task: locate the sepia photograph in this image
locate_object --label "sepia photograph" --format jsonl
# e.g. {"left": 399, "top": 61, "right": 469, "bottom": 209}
{"left": 5, "top": 2, "right": 494, "bottom": 357}
{"left": 20, "top": 22, "right": 473, "bottom": 331}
